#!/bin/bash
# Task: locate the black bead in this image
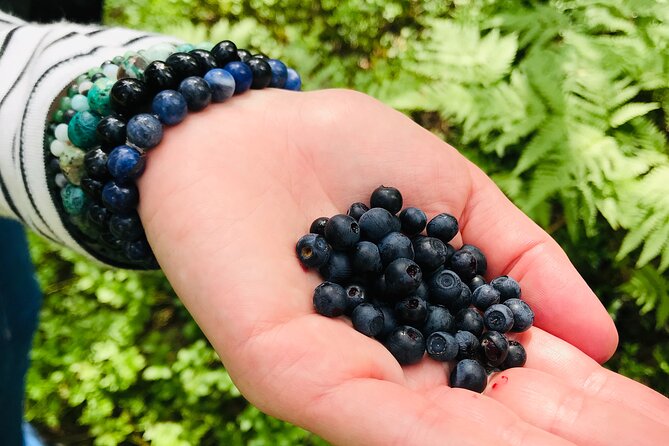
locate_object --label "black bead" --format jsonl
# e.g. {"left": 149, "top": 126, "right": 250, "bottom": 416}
{"left": 96, "top": 115, "right": 127, "bottom": 151}
{"left": 47, "top": 157, "right": 61, "bottom": 176}
{"left": 62, "top": 109, "right": 76, "bottom": 124}
{"left": 189, "top": 49, "right": 218, "bottom": 75}
{"left": 109, "top": 212, "right": 144, "bottom": 241}
{"left": 143, "top": 61, "right": 178, "bottom": 94}
{"left": 110, "top": 78, "right": 149, "bottom": 116}
{"left": 124, "top": 238, "right": 152, "bottom": 261}
{"left": 247, "top": 57, "right": 272, "bottom": 89}
{"left": 237, "top": 49, "right": 253, "bottom": 63}
{"left": 83, "top": 147, "right": 110, "bottom": 181}
{"left": 165, "top": 52, "right": 200, "bottom": 81}
{"left": 253, "top": 53, "right": 269, "bottom": 60}
{"left": 91, "top": 72, "right": 105, "bottom": 82}
{"left": 211, "top": 40, "right": 239, "bottom": 67}
{"left": 86, "top": 203, "right": 111, "bottom": 227}
{"left": 80, "top": 176, "right": 104, "bottom": 201}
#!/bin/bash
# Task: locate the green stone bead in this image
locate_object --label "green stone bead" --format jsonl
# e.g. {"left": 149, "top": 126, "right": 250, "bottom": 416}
{"left": 67, "top": 111, "right": 101, "bottom": 149}
{"left": 53, "top": 110, "right": 64, "bottom": 123}
{"left": 76, "top": 74, "right": 88, "bottom": 84}
{"left": 87, "top": 67, "right": 102, "bottom": 77}
{"left": 112, "top": 55, "right": 124, "bottom": 65}
{"left": 59, "top": 146, "right": 86, "bottom": 185}
{"left": 87, "top": 78, "right": 114, "bottom": 116}
{"left": 140, "top": 42, "right": 177, "bottom": 62}
{"left": 59, "top": 96, "right": 72, "bottom": 110}
{"left": 67, "top": 84, "right": 78, "bottom": 97}
{"left": 119, "top": 54, "right": 149, "bottom": 79}
{"left": 194, "top": 41, "right": 214, "bottom": 51}
{"left": 175, "top": 43, "right": 195, "bottom": 53}
{"left": 61, "top": 184, "right": 88, "bottom": 215}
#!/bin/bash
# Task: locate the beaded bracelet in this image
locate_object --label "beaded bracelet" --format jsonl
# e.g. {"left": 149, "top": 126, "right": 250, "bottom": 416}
{"left": 45, "top": 40, "right": 301, "bottom": 269}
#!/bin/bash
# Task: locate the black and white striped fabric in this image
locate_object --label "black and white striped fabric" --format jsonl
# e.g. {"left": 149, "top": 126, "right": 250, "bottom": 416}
{"left": 0, "top": 10, "right": 176, "bottom": 263}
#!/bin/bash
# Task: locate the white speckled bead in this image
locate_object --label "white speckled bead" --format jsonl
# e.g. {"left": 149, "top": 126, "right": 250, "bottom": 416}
{"left": 55, "top": 123, "right": 70, "bottom": 142}
{"left": 71, "top": 94, "right": 90, "bottom": 112}
{"left": 50, "top": 139, "right": 67, "bottom": 157}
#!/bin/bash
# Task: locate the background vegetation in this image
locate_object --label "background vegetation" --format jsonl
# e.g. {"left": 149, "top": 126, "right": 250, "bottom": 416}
{"left": 27, "top": 0, "right": 669, "bottom": 444}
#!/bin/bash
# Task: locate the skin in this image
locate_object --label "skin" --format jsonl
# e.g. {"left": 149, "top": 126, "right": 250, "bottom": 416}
{"left": 137, "top": 88, "right": 669, "bottom": 446}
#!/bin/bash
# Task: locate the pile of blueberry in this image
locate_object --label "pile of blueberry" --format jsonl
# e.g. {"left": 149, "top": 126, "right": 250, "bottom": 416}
{"left": 296, "top": 186, "right": 534, "bottom": 393}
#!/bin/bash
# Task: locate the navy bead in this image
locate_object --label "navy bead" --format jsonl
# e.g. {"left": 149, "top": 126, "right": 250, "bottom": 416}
{"left": 189, "top": 49, "right": 218, "bottom": 75}
{"left": 165, "top": 52, "right": 200, "bottom": 81}
{"left": 152, "top": 90, "right": 188, "bottom": 125}
{"left": 126, "top": 113, "right": 163, "bottom": 149}
{"left": 285, "top": 68, "right": 301, "bottom": 91}
{"left": 247, "top": 57, "right": 272, "bottom": 89}
{"left": 110, "top": 78, "right": 149, "bottom": 116}
{"left": 237, "top": 48, "right": 253, "bottom": 62}
{"left": 124, "top": 238, "right": 152, "bottom": 261}
{"left": 203, "top": 68, "right": 235, "bottom": 102}
{"left": 83, "top": 147, "right": 110, "bottom": 181}
{"left": 102, "top": 180, "right": 139, "bottom": 213}
{"left": 211, "top": 40, "right": 240, "bottom": 67}
{"left": 143, "top": 61, "right": 178, "bottom": 94}
{"left": 223, "top": 61, "right": 253, "bottom": 94}
{"left": 96, "top": 115, "right": 127, "bottom": 152}
{"left": 267, "top": 59, "right": 288, "bottom": 88}
{"left": 178, "top": 76, "right": 212, "bottom": 111}
{"left": 107, "top": 145, "right": 146, "bottom": 181}
{"left": 109, "top": 212, "right": 144, "bottom": 241}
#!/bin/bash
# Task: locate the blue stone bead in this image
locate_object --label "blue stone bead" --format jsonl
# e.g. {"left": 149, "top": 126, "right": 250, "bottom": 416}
{"left": 267, "top": 59, "right": 288, "bottom": 88}
{"left": 107, "top": 145, "right": 146, "bottom": 181}
{"left": 178, "top": 76, "right": 212, "bottom": 111}
{"left": 285, "top": 68, "right": 302, "bottom": 91}
{"left": 109, "top": 212, "right": 144, "bottom": 241}
{"left": 203, "top": 68, "right": 235, "bottom": 102}
{"left": 126, "top": 113, "right": 163, "bottom": 149}
{"left": 124, "top": 238, "right": 152, "bottom": 261}
{"left": 152, "top": 90, "right": 187, "bottom": 125}
{"left": 223, "top": 61, "right": 253, "bottom": 94}
{"left": 101, "top": 180, "right": 139, "bottom": 213}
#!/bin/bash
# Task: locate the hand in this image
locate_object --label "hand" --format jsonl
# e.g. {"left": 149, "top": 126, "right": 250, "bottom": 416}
{"left": 137, "top": 89, "right": 669, "bottom": 445}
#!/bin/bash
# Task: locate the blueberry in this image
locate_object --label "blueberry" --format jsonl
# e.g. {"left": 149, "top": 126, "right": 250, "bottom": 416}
{"left": 428, "top": 269, "right": 462, "bottom": 308}
{"left": 449, "top": 250, "right": 477, "bottom": 282}
{"left": 344, "top": 284, "right": 367, "bottom": 314}
{"left": 472, "top": 284, "right": 501, "bottom": 311}
{"left": 412, "top": 236, "right": 447, "bottom": 272}
{"left": 324, "top": 214, "right": 360, "bottom": 250}
{"left": 347, "top": 202, "right": 369, "bottom": 221}
{"left": 351, "top": 241, "right": 383, "bottom": 274}
{"left": 318, "top": 251, "right": 352, "bottom": 284}
{"left": 369, "top": 274, "right": 388, "bottom": 300}
{"left": 450, "top": 359, "right": 487, "bottom": 393}
{"left": 378, "top": 232, "right": 414, "bottom": 265}
{"left": 376, "top": 305, "right": 398, "bottom": 340}
{"left": 503, "top": 298, "right": 534, "bottom": 332}
{"left": 454, "top": 330, "right": 480, "bottom": 360}
{"left": 384, "top": 326, "right": 425, "bottom": 365}
{"left": 422, "top": 305, "right": 454, "bottom": 337}
{"left": 370, "top": 185, "right": 403, "bottom": 215}
{"left": 426, "top": 331, "right": 458, "bottom": 362}
{"left": 179, "top": 76, "right": 212, "bottom": 111}
{"left": 309, "top": 216, "right": 328, "bottom": 236}
{"left": 455, "top": 308, "right": 484, "bottom": 338}
{"left": 395, "top": 295, "right": 428, "bottom": 326}
{"left": 451, "top": 283, "right": 473, "bottom": 313}
{"left": 351, "top": 303, "right": 385, "bottom": 337}
{"left": 469, "top": 275, "right": 486, "bottom": 292}
{"left": 296, "top": 233, "right": 331, "bottom": 268}
{"left": 490, "top": 276, "right": 521, "bottom": 301}
{"left": 483, "top": 304, "right": 515, "bottom": 333}
{"left": 500, "top": 340, "right": 527, "bottom": 369}
{"left": 313, "top": 282, "right": 348, "bottom": 317}
{"left": 480, "top": 331, "right": 509, "bottom": 367}
{"left": 445, "top": 243, "right": 455, "bottom": 263}
{"left": 426, "top": 213, "right": 458, "bottom": 243}
{"left": 413, "top": 281, "right": 429, "bottom": 301}
{"left": 384, "top": 258, "right": 422, "bottom": 295}
{"left": 358, "top": 207, "right": 396, "bottom": 242}
{"left": 399, "top": 207, "right": 427, "bottom": 236}
{"left": 460, "top": 244, "right": 487, "bottom": 276}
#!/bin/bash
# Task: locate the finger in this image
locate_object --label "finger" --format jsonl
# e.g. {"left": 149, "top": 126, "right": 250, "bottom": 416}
{"left": 513, "top": 327, "right": 669, "bottom": 427}
{"left": 486, "top": 367, "right": 669, "bottom": 446}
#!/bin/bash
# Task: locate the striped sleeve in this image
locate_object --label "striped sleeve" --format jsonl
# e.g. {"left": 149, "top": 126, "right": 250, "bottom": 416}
{"left": 0, "top": 10, "right": 177, "bottom": 263}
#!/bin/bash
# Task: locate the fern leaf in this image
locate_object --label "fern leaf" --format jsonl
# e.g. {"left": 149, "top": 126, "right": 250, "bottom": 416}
{"left": 610, "top": 102, "right": 659, "bottom": 127}
{"left": 637, "top": 219, "right": 669, "bottom": 268}
{"left": 617, "top": 212, "right": 665, "bottom": 260}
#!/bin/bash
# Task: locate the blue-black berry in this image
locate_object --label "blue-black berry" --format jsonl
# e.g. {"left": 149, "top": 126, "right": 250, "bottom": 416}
{"left": 351, "top": 303, "right": 384, "bottom": 337}
{"left": 503, "top": 298, "right": 534, "bottom": 332}
{"left": 347, "top": 202, "right": 369, "bottom": 221}
{"left": 472, "top": 284, "right": 501, "bottom": 311}
{"left": 426, "top": 331, "right": 459, "bottom": 362}
{"left": 370, "top": 185, "right": 403, "bottom": 215}
{"left": 428, "top": 269, "right": 462, "bottom": 308}
{"left": 483, "top": 304, "right": 515, "bottom": 333}
{"left": 309, "top": 217, "right": 328, "bottom": 236}
{"left": 426, "top": 213, "right": 458, "bottom": 243}
{"left": 422, "top": 305, "right": 454, "bottom": 337}
{"left": 460, "top": 244, "right": 487, "bottom": 276}
{"left": 324, "top": 214, "right": 360, "bottom": 250}
{"left": 378, "top": 232, "right": 414, "bottom": 265}
{"left": 490, "top": 276, "right": 521, "bottom": 301}
{"left": 384, "top": 258, "right": 422, "bottom": 295}
{"left": 469, "top": 275, "right": 486, "bottom": 292}
{"left": 351, "top": 241, "right": 383, "bottom": 274}
{"left": 318, "top": 251, "right": 353, "bottom": 284}
{"left": 358, "top": 207, "right": 396, "bottom": 242}
{"left": 384, "top": 325, "right": 425, "bottom": 365}
{"left": 399, "top": 207, "right": 427, "bottom": 236}
{"left": 296, "top": 233, "right": 331, "bottom": 268}
{"left": 450, "top": 359, "right": 487, "bottom": 393}
{"left": 455, "top": 330, "right": 480, "bottom": 360}
{"left": 394, "top": 295, "right": 428, "bottom": 326}
{"left": 412, "top": 236, "right": 447, "bottom": 272}
{"left": 480, "top": 331, "right": 509, "bottom": 367}
{"left": 344, "top": 284, "right": 367, "bottom": 314}
{"left": 449, "top": 249, "right": 478, "bottom": 282}
{"left": 455, "top": 307, "right": 484, "bottom": 338}
{"left": 500, "top": 340, "right": 527, "bottom": 369}
{"left": 313, "top": 282, "right": 348, "bottom": 317}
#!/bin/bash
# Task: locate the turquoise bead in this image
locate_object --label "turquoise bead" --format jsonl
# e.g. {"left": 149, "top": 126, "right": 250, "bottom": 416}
{"left": 61, "top": 184, "right": 88, "bottom": 215}
{"left": 139, "top": 42, "right": 176, "bottom": 62}
{"left": 68, "top": 111, "right": 101, "bottom": 149}
{"left": 175, "top": 43, "right": 195, "bottom": 53}
{"left": 71, "top": 94, "right": 90, "bottom": 112}
{"left": 87, "top": 78, "right": 114, "bottom": 116}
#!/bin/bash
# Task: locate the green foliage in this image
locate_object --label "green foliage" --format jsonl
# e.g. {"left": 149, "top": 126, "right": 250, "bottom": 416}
{"left": 26, "top": 0, "right": 669, "bottom": 443}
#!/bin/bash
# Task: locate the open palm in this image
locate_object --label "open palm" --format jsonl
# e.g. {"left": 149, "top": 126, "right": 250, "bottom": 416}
{"left": 138, "top": 89, "right": 669, "bottom": 445}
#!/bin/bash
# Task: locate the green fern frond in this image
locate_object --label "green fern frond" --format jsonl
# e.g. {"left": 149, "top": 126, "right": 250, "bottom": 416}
{"left": 619, "top": 266, "right": 669, "bottom": 328}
